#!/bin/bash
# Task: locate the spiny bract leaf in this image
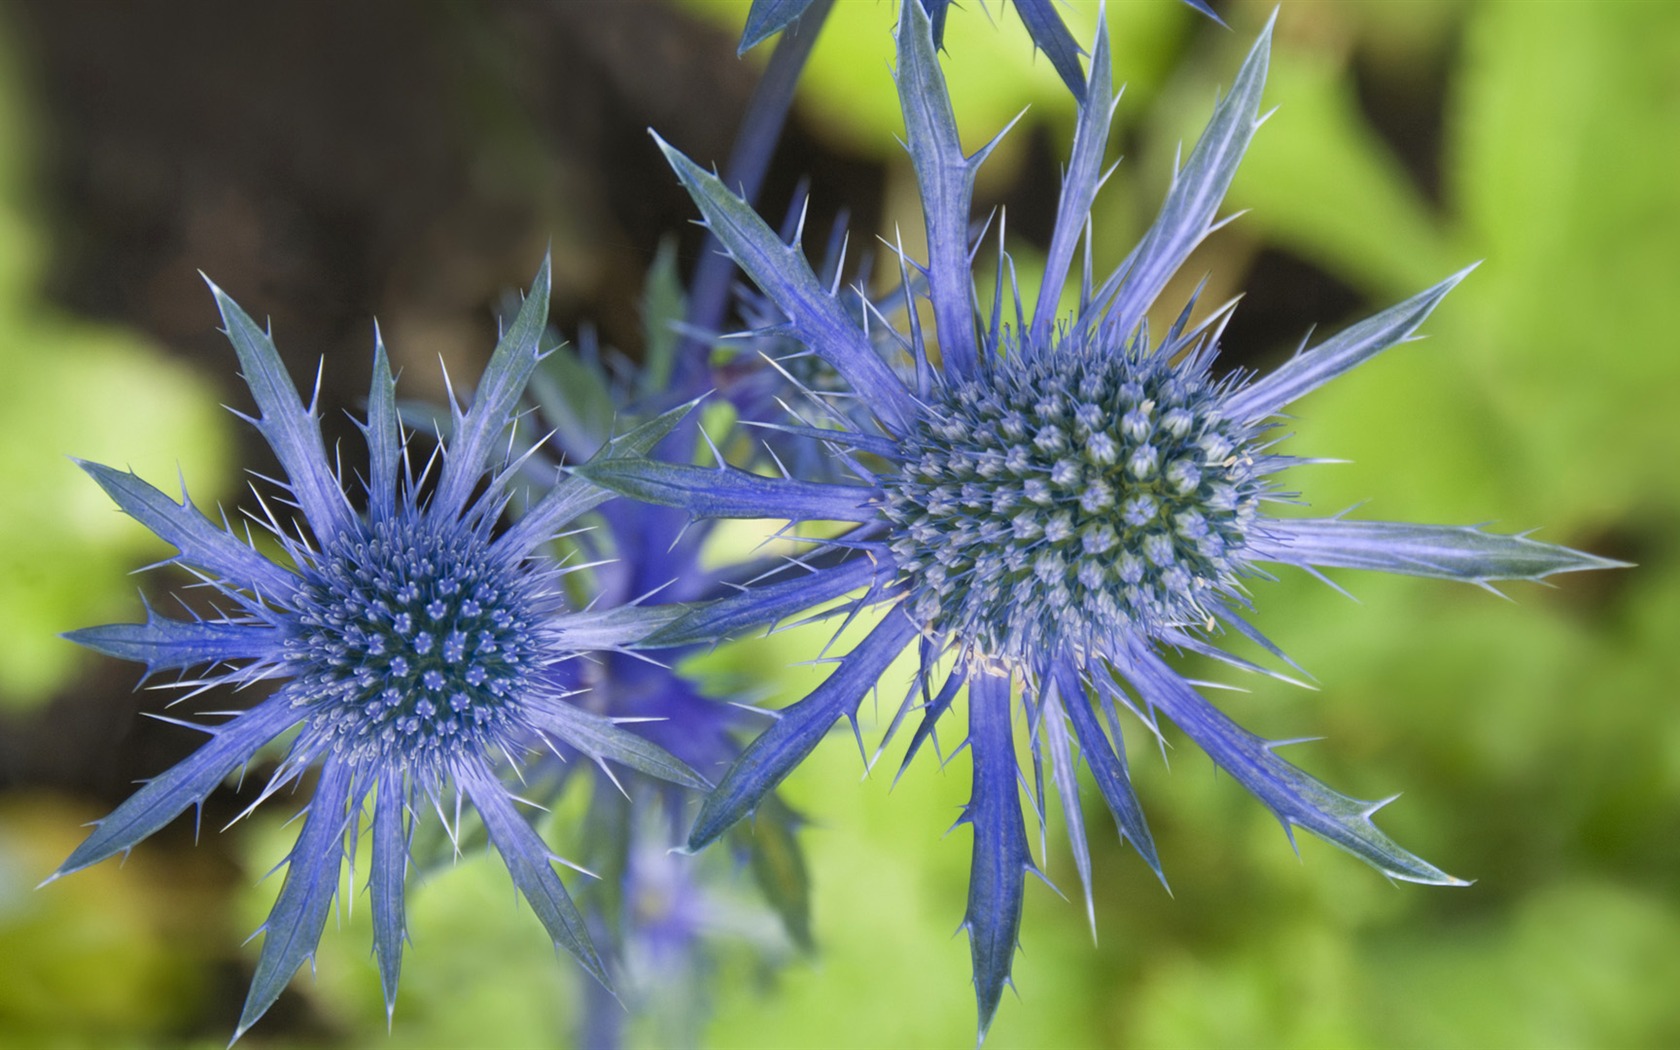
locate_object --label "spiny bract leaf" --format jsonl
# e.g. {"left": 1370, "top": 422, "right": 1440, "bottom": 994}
{"left": 1122, "top": 648, "right": 1464, "bottom": 886}
{"left": 1257, "top": 519, "right": 1627, "bottom": 584}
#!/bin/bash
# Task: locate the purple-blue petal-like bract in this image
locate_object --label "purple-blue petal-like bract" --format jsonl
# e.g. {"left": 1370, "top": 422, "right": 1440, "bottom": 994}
{"left": 593, "top": 1, "right": 1626, "bottom": 1038}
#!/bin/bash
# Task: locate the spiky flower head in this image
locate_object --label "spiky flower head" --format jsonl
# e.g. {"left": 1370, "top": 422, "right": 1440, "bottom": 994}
{"left": 881, "top": 337, "right": 1263, "bottom": 663}
{"left": 583, "top": 3, "right": 1625, "bottom": 1038}
{"left": 52, "top": 259, "right": 705, "bottom": 1040}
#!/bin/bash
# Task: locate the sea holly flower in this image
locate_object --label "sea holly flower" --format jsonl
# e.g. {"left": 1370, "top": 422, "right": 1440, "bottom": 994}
{"left": 49, "top": 259, "right": 708, "bottom": 1040}
{"left": 584, "top": 3, "right": 1624, "bottom": 1036}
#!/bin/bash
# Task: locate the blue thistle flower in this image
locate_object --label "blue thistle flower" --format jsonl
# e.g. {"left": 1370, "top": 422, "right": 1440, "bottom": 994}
{"left": 583, "top": 4, "right": 1625, "bottom": 1037}
{"left": 51, "top": 259, "right": 707, "bottom": 1040}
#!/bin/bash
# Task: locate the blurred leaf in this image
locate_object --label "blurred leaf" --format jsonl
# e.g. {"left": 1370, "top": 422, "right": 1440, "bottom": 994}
{"left": 1448, "top": 1, "right": 1680, "bottom": 520}
{"left": 737, "top": 792, "right": 813, "bottom": 951}
{"left": 0, "top": 332, "right": 228, "bottom": 710}
{"left": 1232, "top": 39, "right": 1457, "bottom": 295}
{"left": 528, "top": 338, "right": 616, "bottom": 458}
{"left": 1232, "top": 2, "right": 1680, "bottom": 526}
{"left": 638, "top": 236, "right": 686, "bottom": 401}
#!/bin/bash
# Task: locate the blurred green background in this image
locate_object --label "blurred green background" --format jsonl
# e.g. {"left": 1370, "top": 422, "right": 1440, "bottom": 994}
{"left": 2, "top": 1, "right": 1676, "bottom": 1047}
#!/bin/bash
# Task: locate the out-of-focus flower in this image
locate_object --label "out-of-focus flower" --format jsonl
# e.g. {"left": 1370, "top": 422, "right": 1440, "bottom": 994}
{"left": 524, "top": 261, "right": 815, "bottom": 1046}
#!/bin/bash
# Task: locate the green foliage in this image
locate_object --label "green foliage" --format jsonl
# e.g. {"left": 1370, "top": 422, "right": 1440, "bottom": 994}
{"left": 1236, "top": 1, "right": 1680, "bottom": 525}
